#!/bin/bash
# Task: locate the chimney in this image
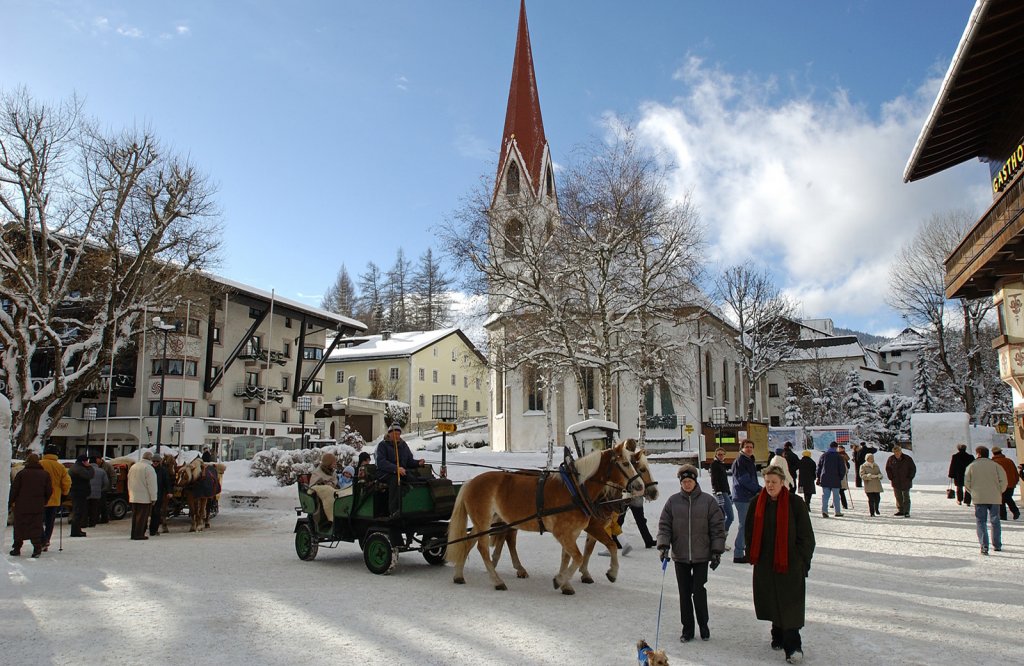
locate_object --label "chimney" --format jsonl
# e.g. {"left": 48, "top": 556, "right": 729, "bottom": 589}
{"left": 381, "top": 330, "right": 392, "bottom": 341}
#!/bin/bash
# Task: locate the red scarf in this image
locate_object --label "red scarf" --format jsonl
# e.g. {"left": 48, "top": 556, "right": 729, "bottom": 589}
{"left": 748, "top": 486, "right": 790, "bottom": 573}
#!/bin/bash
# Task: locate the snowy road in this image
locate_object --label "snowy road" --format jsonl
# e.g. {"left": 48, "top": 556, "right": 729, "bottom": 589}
{"left": 3, "top": 451, "right": 1022, "bottom": 665}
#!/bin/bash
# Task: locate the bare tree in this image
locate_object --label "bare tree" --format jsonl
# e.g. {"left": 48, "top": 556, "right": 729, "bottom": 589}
{"left": 440, "top": 132, "right": 707, "bottom": 437}
{"left": 0, "top": 89, "right": 221, "bottom": 454}
{"left": 321, "top": 264, "right": 357, "bottom": 318}
{"left": 356, "top": 262, "right": 385, "bottom": 333}
{"left": 386, "top": 248, "right": 412, "bottom": 332}
{"left": 715, "top": 265, "right": 796, "bottom": 421}
{"left": 410, "top": 248, "right": 453, "bottom": 330}
{"left": 887, "top": 210, "right": 1002, "bottom": 420}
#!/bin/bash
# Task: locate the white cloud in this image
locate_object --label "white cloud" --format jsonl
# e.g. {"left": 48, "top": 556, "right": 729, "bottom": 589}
{"left": 176, "top": 25, "right": 190, "bottom": 36}
{"left": 93, "top": 16, "right": 110, "bottom": 31}
{"left": 629, "top": 57, "right": 991, "bottom": 332}
{"left": 116, "top": 25, "right": 144, "bottom": 39}
{"left": 395, "top": 75, "right": 409, "bottom": 91}
{"left": 454, "top": 125, "right": 491, "bottom": 160}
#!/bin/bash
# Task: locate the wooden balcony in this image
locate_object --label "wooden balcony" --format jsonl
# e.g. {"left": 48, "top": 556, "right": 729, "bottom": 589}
{"left": 945, "top": 171, "right": 1024, "bottom": 300}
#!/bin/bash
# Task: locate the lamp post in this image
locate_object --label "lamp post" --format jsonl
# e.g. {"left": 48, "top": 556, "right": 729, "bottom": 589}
{"left": 152, "top": 316, "right": 176, "bottom": 454}
{"left": 83, "top": 406, "right": 97, "bottom": 458}
{"left": 297, "top": 395, "right": 312, "bottom": 449}
{"left": 172, "top": 419, "right": 183, "bottom": 450}
{"left": 711, "top": 406, "right": 728, "bottom": 461}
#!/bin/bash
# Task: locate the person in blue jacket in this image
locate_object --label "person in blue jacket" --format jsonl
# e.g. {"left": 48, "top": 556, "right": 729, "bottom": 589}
{"left": 816, "top": 442, "right": 847, "bottom": 517}
{"left": 374, "top": 423, "right": 425, "bottom": 518}
{"left": 730, "top": 439, "right": 761, "bottom": 563}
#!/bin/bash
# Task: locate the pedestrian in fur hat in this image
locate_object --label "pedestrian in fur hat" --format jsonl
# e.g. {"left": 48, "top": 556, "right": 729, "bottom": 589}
{"left": 9, "top": 453, "right": 52, "bottom": 558}
{"left": 310, "top": 452, "right": 339, "bottom": 488}
{"left": 796, "top": 450, "right": 816, "bottom": 507}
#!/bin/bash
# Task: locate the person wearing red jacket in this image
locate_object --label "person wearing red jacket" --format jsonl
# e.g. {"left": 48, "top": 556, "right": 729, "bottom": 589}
{"left": 991, "top": 446, "right": 1020, "bottom": 521}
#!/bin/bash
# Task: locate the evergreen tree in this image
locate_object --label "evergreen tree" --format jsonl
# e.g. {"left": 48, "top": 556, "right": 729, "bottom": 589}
{"left": 356, "top": 262, "right": 385, "bottom": 333}
{"left": 385, "top": 249, "right": 413, "bottom": 332}
{"left": 840, "top": 370, "right": 882, "bottom": 443}
{"left": 913, "top": 348, "right": 936, "bottom": 412}
{"left": 321, "top": 264, "right": 357, "bottom": 317}
{"left": 784, "top": 387, "right": 803, "bottom": 426}
{"left": 410, "top": 248, "right": 453, "bottom": 330}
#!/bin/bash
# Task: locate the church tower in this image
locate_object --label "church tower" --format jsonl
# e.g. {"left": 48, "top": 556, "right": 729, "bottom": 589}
{"left": 488, "top": 0, "right": 561, "bottom": 452}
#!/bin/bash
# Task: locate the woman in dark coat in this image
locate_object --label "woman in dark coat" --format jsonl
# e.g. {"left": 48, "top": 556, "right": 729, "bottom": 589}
{"left": 947, "top": 444, "right": 974, "bottom": 505}
{"left": 745, "top": 465, "right": 815, "bottom": 664}
{"left": 796, "top": 451, "right": 817, "bottom": 507}
{"left": 9, "top": 453, "right": 53, "bottom": 557}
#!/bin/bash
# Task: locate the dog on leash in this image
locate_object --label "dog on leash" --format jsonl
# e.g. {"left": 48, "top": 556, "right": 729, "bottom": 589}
{"left": 637, "top": 639, "right": 669, "bottom": 666}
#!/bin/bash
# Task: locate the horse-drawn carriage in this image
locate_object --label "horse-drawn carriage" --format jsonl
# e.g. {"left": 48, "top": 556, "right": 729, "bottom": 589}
{"left": 293, "top": 464, "right": 461, "bottom": 575}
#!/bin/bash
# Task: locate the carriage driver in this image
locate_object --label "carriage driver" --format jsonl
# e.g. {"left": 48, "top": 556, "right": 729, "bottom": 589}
{"left": 375, "top": 423, "right": 425, "bottom": 519}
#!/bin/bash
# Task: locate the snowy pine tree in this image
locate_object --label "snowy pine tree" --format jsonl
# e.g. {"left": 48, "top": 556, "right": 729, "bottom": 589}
{"left": 784, "top": 387, "right": 803, "bottom": 426}
{"left": 840, "top": 370, "right": 882, "bottom": 443}
{"left": 876, "top": 394, "right": 914, "bottom": 451}
{"left": 913, "top": 349, "right": 937, "bottom": 412}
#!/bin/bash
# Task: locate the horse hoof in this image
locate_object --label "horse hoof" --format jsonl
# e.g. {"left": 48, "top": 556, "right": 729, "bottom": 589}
{"left": 552, "top": 578, "right": 560, "bottom": 590}
{"left": 516, "top": 571, "right": 529, "bottom": 579}
{"left": 606, "top": 573, "right": 617, "bottom": 583}
{"left": 495, "top": 583, "right": 507, "bottom": 591}
{"left": 581, "top": 575, "right": 594, "bottom": 584}
{"left": 189, "top": 527, "right": 196, "bottom": 533}
{"left": 453, "top": 577, "right": 465, "bottom": 585}
{"left": 561, "top": 587, "right": 575, "bottom": 596}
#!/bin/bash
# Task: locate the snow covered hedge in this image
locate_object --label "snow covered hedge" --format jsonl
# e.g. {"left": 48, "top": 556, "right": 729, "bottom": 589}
{"left": 250, "top": 444, "right": 359, "bottom": 486}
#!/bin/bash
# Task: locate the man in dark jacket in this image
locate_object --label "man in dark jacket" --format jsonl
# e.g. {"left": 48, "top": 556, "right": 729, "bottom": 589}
{"left": 730, "top": 440, "right": 760, "bottom": 563}
{"left": 947, "top": 444, "right": 974, "bottom": 506}
{"left": 150, "top": 453, "right": 174, "bottom": 536}
{"left": 68, "top": 454, "right": 94, "bottom": 537}
{"left": 991, "top": 447, "right": 1020, "bottom": 520}
{"left": 709, "top": 448, "right": 734, "bottom": 548}
{"left": 374, "top": 423, "right": 425, "bottom": 518}
{"left": 816, "top": 442, "right": 846, "bottom": 518}
{"left": 658, "top": 464, "right": 726, "bottom": 643}
{"left": 782, "top": 442, "right": 801, "bottom": 487}
{"left": 95, "top": 455, "right": 117, "bottom": 523}
{"left": 9, "top": 454, "right": 53, "bottom": 558}
{"left": 885, "top": 446, "right": 917, "bottom": 517}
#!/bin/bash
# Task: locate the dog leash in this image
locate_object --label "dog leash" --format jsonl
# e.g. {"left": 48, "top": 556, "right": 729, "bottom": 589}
{"left": 654, "top": 556, "right": 668, "bottom": 651}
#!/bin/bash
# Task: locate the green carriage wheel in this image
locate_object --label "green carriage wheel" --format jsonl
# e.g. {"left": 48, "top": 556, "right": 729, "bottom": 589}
{"left": 295, "top": 522, "right": 319, "bottom": 561}
{"left": 422, "top": 540, "right": 447, "bottom": 566}
{"left": 363, "top": 532, "right": 398, "bottom": 575}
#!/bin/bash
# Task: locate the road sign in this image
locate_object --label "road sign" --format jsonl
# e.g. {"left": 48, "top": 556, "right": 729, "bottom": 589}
{"left": 685, "top": 424, "right": 694, "bottom": 434}
{"left": 436, "top": 422, "right": 457, "bottom": 433}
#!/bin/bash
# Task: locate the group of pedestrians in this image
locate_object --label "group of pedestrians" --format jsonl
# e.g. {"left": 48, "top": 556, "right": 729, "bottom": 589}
{"left": 948, "top": 443, "right": 1020, "bottom": 555}
{"left": 658, "top": 455, "right": 814, "bottom": 664}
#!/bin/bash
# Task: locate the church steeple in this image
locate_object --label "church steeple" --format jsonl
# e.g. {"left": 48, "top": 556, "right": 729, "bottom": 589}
{"left": 496, "top": 0, "right": 552, "bottom": 200}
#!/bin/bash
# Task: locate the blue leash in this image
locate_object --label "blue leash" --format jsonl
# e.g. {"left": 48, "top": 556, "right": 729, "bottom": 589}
{"left": 654, "top": 556, "right": 669, "bottom": 651}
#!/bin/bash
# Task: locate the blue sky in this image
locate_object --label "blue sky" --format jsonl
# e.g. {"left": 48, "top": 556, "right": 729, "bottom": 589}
{"left": 5, "top": 1, "right": 987, "bottom": 336}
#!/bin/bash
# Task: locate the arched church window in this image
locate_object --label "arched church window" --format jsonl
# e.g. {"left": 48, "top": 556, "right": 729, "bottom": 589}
{"left": 505, "top": 218, "right": 523, "bottom": 258}
{"left": 506, "top": 162, "right": 520, "bottom": 196}
{"left": 546, "top": 164, "right": 554, "bottom": 197}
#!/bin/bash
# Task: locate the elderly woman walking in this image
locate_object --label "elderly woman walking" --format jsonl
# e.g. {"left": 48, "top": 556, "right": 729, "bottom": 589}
{"left": 744, "top": 465, "right": 815, "bottom": 664}
{"left": 860, "top": 454, "right": 884, "bottom": 516}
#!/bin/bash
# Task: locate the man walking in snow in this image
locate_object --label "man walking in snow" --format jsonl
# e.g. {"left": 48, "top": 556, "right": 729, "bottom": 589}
{"left": 885, "top": 446, "right": 916, "bottom": 518}
{"left": 730, "top": 439, "right": 760, "bottom": 563}
{"left": 964, "top": 446, "right": 1007, "bottom": 555}
{"left": 815, "top": 442, "right": 845, "bottom": 518}
{"left": 991, "top": 446, "right": 1020, "bottom": 521}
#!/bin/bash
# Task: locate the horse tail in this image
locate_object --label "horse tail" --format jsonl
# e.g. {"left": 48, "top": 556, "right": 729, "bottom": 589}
{"left": 445, "top": 484, "right": 473, "bottom": 564}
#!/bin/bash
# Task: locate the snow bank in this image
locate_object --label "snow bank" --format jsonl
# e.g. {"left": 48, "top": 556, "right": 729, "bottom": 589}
{"left": 911, "top": 412, "right": 969, "bottom": 462}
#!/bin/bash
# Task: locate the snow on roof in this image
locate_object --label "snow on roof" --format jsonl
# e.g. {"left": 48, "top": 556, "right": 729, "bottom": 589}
{"left": 206, "top": 273, "right": 365, "bottom": 332}
{"left": 877, "top": 327, "right": 928, "bottom": 353}
{"left": 326, "top": 328, "right": 467, "bottom": 361}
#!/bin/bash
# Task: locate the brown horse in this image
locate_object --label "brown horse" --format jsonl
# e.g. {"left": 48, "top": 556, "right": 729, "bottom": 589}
{"left": 492, "top": 440, "right": 659, "bottom": 584}
{"left": 445, "top": 442, "right": 642, "bottom": 595}
{"left": 175, "top": 458, "right": 217, "bottom": 532}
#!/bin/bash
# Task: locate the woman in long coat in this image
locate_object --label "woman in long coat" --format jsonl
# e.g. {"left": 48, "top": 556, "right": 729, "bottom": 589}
{"left": 796, "top": 451, "right": 817, "bottom": 507}
{"left": 9, "top": 453, "right": 53, "bottom": 557}
{"left": 860, "top": 454, "right": 884, "bottom": 516}
{"left": 745, "top": 465, "right": 815, "bottom": 664}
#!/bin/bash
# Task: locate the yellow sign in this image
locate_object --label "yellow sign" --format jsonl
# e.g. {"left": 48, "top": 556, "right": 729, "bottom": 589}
{"left": 685, "top": 424, "right": 694, "bottom": 434}
{"left": 436, "top": 422, "right": 457, "bottom": 433}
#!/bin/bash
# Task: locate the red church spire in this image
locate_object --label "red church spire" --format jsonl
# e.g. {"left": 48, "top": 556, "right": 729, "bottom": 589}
{"left": 498, "top": 0, "right": 549, "bottom": 196}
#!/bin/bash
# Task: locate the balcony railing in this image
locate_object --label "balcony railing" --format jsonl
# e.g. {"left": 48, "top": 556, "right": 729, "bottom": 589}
{"left": 238, "top": 346, "right": 288, "bottom": 366}
{"left": 234, "top": 383, "right": 284, "bottom": 403}
{"left": 646, "top": 414, "right": 678, "bottom": 429}
{"left": 80, "top": 374, "right": 137, "bottom": 398}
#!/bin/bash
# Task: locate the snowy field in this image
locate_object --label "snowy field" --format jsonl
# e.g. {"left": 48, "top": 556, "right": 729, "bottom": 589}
{"left": 3, "top": 446, "right": 1021, "bottom": 666}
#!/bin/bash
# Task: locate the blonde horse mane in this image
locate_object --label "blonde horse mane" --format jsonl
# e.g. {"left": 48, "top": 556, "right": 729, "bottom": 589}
{"left": 572, "top": 448, "right": 604, "bottom": 482}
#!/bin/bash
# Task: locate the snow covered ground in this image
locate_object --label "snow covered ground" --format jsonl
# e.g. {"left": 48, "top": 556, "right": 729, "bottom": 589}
{"left": 3, "top": 446, "right": 1021, "bottom": 665}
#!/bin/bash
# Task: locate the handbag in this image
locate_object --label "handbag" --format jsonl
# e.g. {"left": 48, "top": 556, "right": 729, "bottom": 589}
{"left": 946, "top": 480, "right": 955, "bottom": 500}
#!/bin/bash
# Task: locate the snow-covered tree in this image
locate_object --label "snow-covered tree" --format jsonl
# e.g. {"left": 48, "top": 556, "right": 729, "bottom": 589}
{"left": 385, "top": 248, "right": 413, "bottom": 332}
{"left": 715, "top": 265, "right": 796, "bottom": 421}
{"left": 913, "top": 347, "right": 937, "bottom": 413}
{"left": 840, "top": 371, "right": 882, "bottom": 443}
{"left": 0, "top": 90, "right": 221, "bottom": 455}
{"left": 877, "top": 394, "right": 913, "bottom": 451}
{"left": 784, "top": 387, "right": 803, "bottom": 426}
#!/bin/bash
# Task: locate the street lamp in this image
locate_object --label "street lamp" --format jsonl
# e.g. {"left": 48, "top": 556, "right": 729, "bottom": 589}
{"left": 152, "top": 316, "right": 176, "bottom": 454}
{"left": 710, "top": 406, "right": 728, "bottom": 459}
{"left": 172, "top": 418, "right": 183, "bottom": 450}
{"left": 83, "top": 406, "right": 97, "bottom": 458}
{"left": 297, "top": 395, "right": 312, "bottom": 449}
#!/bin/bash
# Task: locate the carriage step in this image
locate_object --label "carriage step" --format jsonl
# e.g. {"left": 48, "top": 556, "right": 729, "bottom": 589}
{"left": 229, "top": 494, "right": 266, "bottom": 508}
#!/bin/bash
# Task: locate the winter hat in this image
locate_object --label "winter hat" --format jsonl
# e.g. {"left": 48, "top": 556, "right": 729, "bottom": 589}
{"left": 775, "top": 448, "right": 784, "bottom": 455}
{"left": 828, "top": 442, "right": 838, "bottom": 449}
{"left": 358, "top": 452, "right": 371, "bottom": 464}
{"left": 677, "top": 464, "right": 698, "bottom": 481}
{"left": 388, "top": 423, "right": 403, "bottom": 434}
{"left": 321, "top": 452, "right": 337, "bottom": 468}
{"left": 802, "top": 450, "right": 812, "bottom": 458}
{"left": 44, "top": 444, "right": 60, "bottom": 456}
{"left": 342, "top": 465, "right": 355, "bottom": 477}
{"left": 152, "top": 453, "right": 164, "bottom": 462}
{"left": 76, "top": 454, "right": 89, "bottom": 464}
{"left": 865, "top": 454, "right": 874, "bottom": 463}
{"left": 992, "top": 446, "right": 1003, "bottom": 455}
